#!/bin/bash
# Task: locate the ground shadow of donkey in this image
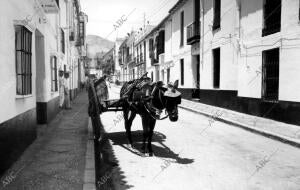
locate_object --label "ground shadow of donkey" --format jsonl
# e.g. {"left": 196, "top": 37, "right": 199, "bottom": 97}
{"left": 107, "top": 130, "right": 194, "bottom": 164}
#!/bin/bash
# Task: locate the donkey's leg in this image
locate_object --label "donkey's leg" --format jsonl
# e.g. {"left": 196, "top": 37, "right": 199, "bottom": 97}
{"left": 141, "top": 115, "right": 149, "bottom": 153}
{"left": 147, "top": 117, "right": 156, "bottom": 156}
{"left": 124, "top": 109, "right": 136, "bottom": 146}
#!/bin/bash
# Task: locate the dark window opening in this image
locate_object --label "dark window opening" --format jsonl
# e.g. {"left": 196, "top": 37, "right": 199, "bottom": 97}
{"left": 55, "top": 0, "right": 59, "bottom": 8}
{"left": 213, "top": 0, "right": 221, "bottom": 31}
{"left": 51, "top": 56, "right": 58, "bottom": 92}
{"left": 196, "top": 55, "right": 200, "bottom": 88}
{"left": 262, "top": 0, "right": 281, "bottom": 36}
{"left": 15, "top": 25, "right": 32, "bottom": 95}
{"left": 132, "top": 69, "right": 135, "bottom": 79}
{"left": 151, "top": 72, "right": 153, "bottom": 82}
{"left": 262, "top": 48, "right": 279, "bottom": 101}
{"left": 180, "top": 11, "right": 184, "bottom": 47}
{"left": 167, "top": 68, "right": 170, "bottom": 83}
{"left": 194, "top": 0, "right": 200, "bottom": 21}
{"left": 213, "top": 48, "right": 220, "bottom": 88}
{"left": 60, "top": 28, "right": 65, "bottom": 53}
{"left": 157, "top": 30, "right": 165, "bottom": 55}
{"left": 180, "top": 59, "right": 184, "bottom": 85}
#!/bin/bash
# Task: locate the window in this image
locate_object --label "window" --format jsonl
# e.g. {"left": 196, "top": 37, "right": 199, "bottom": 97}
{"left": 15, "top": 25, "right": 32, "bottom": 95}
{"left": 79, "top": 22, "right": 84, "bottom": 45}
{"left": 180, "top": 59, "right": 184, "bottom": 85}
{"left": 51, "top": 56, "right": 58, "bottom": 92}
{"left": 79, "top": 22, "right": 84, "bottom": 37}
{"left": 213, "top": 48, "right": 220, "bottom": 88}
{"left": 149, "top": 38, "right": 154, "bottom": 54}
{"left": 299, "top": 0, "right": 300, "bottom": 21}
{"left": 213, "top": 0, "right": 221, "bottom": 31}
{"left": 132, "top": 69, "right": 135, "bottom": 79}
{"left": 262, "top": 48, "right": 279, "bottom": 101}
{"left": 55, "top": 0, "right": 59, "bottom": 8}
{"left": 161, "top": 70, "right": 165, "bottom": 82}
{"left": 180, "top": 11, "right": 184, "bottom": 47}
{"left": 151, "top": 72, "right": 154, "bottom": 81}
{"left": 60, "top": 28, "right": 65, "bottom": 53}
{"left": 167, "top": 68, "right": 170, "bottom": 83}
{"left": 194, "top": 0, "right": 200, "bottom": 21}
{"left": 262, "top": 0, "right": 281, "bottom": 36}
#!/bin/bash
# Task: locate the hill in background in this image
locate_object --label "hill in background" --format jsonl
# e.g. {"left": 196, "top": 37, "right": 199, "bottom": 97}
{"left": 86, "top": 35, "right": 114, "bottom": 58}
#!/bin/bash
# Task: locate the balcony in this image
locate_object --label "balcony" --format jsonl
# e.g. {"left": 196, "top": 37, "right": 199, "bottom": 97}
{"left": 159, "top": 53, "right": 165, "bottom": 65}
{"left": 69, "top": 32, "right": 75, "bottom": 41}
{"left": 126, "top": 54, "right": 132, "bottom": 63}
{"left": 150, "top": 51, "right": 157, "bottom": 66}
{"left": 39, "top": 0, "right": 59, "bottom": 13}
{"left": 187, "top": 21, "right": 200, "bottom": 45}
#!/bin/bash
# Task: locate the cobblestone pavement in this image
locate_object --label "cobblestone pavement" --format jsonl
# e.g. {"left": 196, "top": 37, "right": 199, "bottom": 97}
{"left": 0, "top": 92, "right": 89, "bottom": 190}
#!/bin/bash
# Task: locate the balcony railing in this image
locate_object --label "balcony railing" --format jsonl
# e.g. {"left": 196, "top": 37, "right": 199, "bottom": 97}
{"left": 39, "top": 0, "right": 59, "bottom": 13}
{"left": 187, "top": 21, "right": 200, "bottom": 45}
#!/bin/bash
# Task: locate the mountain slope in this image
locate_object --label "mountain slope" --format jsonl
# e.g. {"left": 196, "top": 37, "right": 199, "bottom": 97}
{"left": 86, "top": 35, "right": 114, "bottom": 57}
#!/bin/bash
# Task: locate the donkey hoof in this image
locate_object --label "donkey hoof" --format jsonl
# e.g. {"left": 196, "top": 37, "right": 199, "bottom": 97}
{"left": 149, "top": 152, "right": 153, "bottom": 157}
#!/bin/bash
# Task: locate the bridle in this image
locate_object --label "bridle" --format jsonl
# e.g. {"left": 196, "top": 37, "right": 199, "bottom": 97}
{"left": 144, "top": 84, "right": 169, "bottom": 120}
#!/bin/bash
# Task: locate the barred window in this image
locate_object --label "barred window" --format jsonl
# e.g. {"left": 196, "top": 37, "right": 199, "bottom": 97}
{"left": 51, "top": 56, "right": 58, "bottom": 92}
{"left": 15, "top": 25, "right": 32, "bottom": 95}
{"left": 262, "top": 48, "right": 279, "bottom": 101}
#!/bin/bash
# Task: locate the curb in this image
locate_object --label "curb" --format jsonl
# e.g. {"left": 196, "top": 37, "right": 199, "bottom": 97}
{"left": 83, "top": 118, "right": 96, "bottom": 190}
{"left": 179, "top": 105, "right": 300, "bottom": 148}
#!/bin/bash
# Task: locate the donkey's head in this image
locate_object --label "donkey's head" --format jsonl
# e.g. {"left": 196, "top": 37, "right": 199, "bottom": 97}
{"left": 153, "top": 80, "right": 182, "bottom": 122}
{"left": 164, "top": 80, "right": 181, "bottom": 122}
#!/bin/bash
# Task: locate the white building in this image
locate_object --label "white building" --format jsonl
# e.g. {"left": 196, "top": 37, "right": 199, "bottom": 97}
{"left": 113, "top": 38, "right": 124, "bottom": 82}
{"left": 0, "top": 0, "right": 87, "bottom": 175}
{"left": 114, "top": 0, "right": 300, "bottom": 125}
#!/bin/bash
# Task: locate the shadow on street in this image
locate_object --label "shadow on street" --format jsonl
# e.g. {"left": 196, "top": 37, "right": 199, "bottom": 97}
{"left": 107, "top": 130, "right": 194, "bottom": 164}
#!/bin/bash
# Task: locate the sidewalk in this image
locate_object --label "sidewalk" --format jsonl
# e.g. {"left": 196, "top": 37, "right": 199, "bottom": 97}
{"left": 0, "top": 92, "right": 90, "bottom": 190}
{"left": 180, "top": 99, "right": 300, "bottom": 147}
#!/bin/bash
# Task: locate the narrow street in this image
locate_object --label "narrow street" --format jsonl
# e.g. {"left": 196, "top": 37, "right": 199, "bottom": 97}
{"left": 98, "top": 86, "right": 300, "bottom": 190}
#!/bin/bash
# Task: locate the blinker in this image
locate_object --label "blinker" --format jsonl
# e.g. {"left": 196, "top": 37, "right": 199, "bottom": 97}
{"left": 164, "top": 88, "right": 181, "bottom": 98}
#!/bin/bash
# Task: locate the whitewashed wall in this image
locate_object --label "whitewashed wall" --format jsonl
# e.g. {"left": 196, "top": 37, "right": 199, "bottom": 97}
{"left": 199, "top": 0, "right": 239, "bottom": 90}
{"left": 0, "top": 0, "right": 60, "bottom": 123}
{"left": 238, "top": 0, "right": 300, "bottom": 102}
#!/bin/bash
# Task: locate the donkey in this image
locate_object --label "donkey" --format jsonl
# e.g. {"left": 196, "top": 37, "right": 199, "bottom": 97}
{"left": 120, "top": 79, "right": 181, "bottom": 156}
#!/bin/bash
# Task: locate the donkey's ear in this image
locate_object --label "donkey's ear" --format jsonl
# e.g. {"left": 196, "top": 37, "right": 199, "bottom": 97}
{"left": 173, "top": 80, "right": 179, "bottom": 89}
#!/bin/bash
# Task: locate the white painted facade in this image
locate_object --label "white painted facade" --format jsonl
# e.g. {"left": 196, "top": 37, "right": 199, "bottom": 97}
{"left": 200, "top": 0, "right": 239, "bottom": 90}
{"left": 0, "top": 0, "right": 60, "bottom": 124}
{"left": 0, "top": 0, "right": 86, "bottom": 124}
{"left": 238, "top": 0, "right": 300, "bottom": 102}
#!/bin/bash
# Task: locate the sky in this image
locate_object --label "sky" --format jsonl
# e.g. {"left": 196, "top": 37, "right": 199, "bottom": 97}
{"left": 80, "top": 0, "right": 178, "bottom": 42}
